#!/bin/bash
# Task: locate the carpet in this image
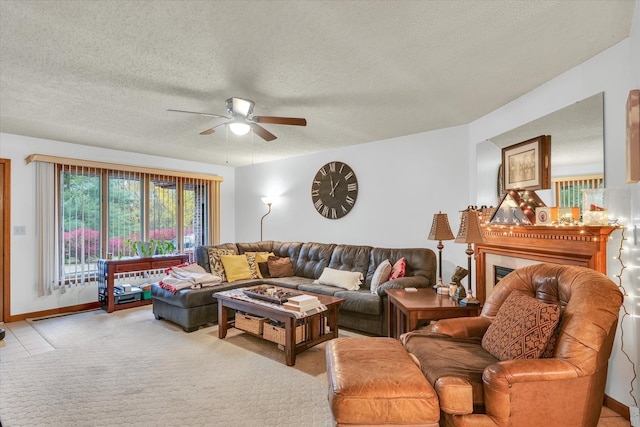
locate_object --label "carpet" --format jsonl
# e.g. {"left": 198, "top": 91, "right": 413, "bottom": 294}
{"left": 0, "top": 306, "right": 363, "bottom": 426}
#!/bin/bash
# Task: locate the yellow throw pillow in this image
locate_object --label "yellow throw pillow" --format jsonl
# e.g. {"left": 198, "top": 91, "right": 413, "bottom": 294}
{"left": 220, "top": 254, "right": 253, "bottom": 282}
{"left": 254, "top": 252, "right": 275, "bottom": 278}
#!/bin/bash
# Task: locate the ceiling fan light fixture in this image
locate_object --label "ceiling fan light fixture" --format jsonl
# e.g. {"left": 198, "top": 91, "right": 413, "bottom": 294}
{"left": 226, "top": 97, "right": 254, "bottom": 117}
{"left": 229, "top": 121, "right": 251, "bottom": 136}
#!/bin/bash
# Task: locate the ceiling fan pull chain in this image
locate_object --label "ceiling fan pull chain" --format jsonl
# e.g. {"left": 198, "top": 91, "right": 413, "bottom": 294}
{"left": 225, "top": 125, "right": 229, "bottom": 165}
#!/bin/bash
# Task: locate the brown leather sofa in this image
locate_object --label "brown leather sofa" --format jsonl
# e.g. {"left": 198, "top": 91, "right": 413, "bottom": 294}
{"left": 401, "top": 263, "right": 623, "bottom": 427}
{"left": 151, "top": 240, "right": 436, "bottom": 334}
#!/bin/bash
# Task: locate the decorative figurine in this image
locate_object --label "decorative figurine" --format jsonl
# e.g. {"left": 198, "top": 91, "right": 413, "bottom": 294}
{"left": 450, "top": 266, "right": 468, "bottom": 301}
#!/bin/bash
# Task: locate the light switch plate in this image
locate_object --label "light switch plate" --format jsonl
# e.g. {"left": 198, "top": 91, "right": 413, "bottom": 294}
{"left": 13, "top": 225, "right": 26, "bottom": 235}
{"left": 630, "top": 406, "right": 639, "bottom": 427}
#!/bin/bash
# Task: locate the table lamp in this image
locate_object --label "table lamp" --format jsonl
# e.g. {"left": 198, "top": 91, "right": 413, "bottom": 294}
{"left": 427, "top": 211, "right": 455, "bottom": 289}
{"left": 454, "top": 207, "right": 485, "bottom": 306}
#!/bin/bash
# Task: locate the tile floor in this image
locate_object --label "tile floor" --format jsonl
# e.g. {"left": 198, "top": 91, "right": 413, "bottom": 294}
{"left": 0, "top": 321, "right": 633, "bottom": 426}
{"left": 0, "top": 321, "right": 55, "bottom": 361}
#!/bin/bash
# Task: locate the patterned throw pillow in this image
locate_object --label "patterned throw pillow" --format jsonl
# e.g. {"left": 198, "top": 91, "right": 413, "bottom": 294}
{"left": 370, "top": 259, "right": 392, "bottom": 293}
{"left": 389, "top": 257, "right": 406, "bottom": 280}
{"left": 207, "top": 247, "right": 236, "bottom": 282}
{"left": 482, "top": 291, "right": 561, "bottom": 361}
{"left": 244, "top": 252, "right": 261, "bottom": 279}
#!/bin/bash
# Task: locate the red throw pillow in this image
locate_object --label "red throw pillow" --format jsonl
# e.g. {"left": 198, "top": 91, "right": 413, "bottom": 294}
{"left": 389, "top": 257, "right": 406, "bottom": 280}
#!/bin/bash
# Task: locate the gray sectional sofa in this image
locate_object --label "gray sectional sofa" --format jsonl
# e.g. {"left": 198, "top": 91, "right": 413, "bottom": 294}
{"left": 151, "top": 240, "right": 436, "bottom": 335}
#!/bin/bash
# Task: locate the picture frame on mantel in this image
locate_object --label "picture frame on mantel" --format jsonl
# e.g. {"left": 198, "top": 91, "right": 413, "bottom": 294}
{"left": 502, "top": 135, "right": 551, "bottom": 190}
{"left": 627, "top": 89, "right": 639, "bottom": 183}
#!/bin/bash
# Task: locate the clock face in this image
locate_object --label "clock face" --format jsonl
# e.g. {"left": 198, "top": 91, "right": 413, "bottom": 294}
{"left": 311, "top": 161, "right": 358, "bottom": 219}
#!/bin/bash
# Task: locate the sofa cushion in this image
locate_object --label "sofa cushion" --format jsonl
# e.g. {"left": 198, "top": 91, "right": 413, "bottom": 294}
{"left": 272, "top": 241, "right": 304, "bottom": 263}
{"left": 220, "top": 254, "right": 253, "bottom": 282}
{"left": 328, "top": 244, "right": 372, "bottom": 279}
{"left": 207, "top": 247, "right": 236, "bottom": 281}
{"left": 151, "top": 281, "right": 238, "bottom": 308}
{"left": 236, "top": 241, "right": 274, "bottom": 254}
{"left": 366, "top": 248, "right": 436, "bottom": 289}
{"left": 333, "top": 289, "right": 383, "bottom": 315}
{"left": 314, "top": 267, "right": 362, "bottom": 290}
{"left": 268, "top": 256, "right": 295, "bottom": 278}
{"left": 297, "top": 283, "right": 342, "bottom": 296}
{"left": 403, "top": 332, "right": 498, "bottom": 408}
{"left": 294, "top": 242, "right": 336, "bottom": 279}
{"left": 262, "top": 276, "right": 316, "bottom": 289}
{"left": 482, "top": 291, "right": 561, "bottom": 361}
{"left": 370, "top": 259, "right": 392, "bottom": 293}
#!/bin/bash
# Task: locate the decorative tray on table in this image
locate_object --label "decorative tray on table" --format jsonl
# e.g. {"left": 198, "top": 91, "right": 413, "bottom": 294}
{"left": 242, "top": 285, "right": 301, "bottom": 305}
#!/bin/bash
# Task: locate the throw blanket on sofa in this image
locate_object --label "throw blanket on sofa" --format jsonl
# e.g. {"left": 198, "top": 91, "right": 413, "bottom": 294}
{"left": 159, "top": 262, "right": 222, "bottom": 294}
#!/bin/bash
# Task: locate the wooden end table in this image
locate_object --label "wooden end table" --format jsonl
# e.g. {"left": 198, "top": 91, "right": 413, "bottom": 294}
{"left": 386, "top": 288, "right": 481, "bottom": 338}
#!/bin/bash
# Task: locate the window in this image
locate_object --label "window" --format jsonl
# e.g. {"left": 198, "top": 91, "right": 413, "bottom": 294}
{"left": 29, "top": 154, "right": 222, "bottom": 293}
{"left": 553, "top": 174, "right": 604, "bottom": 217}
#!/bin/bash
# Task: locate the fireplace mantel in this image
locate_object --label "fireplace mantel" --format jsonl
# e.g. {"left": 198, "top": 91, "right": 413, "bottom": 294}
{"left": 475, "top": 224, "right": 618, "bottom": 303}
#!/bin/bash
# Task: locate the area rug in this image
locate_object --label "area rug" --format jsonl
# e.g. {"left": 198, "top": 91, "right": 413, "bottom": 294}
{"left": 0, "top": 306, "right": 363, "bottom": 426}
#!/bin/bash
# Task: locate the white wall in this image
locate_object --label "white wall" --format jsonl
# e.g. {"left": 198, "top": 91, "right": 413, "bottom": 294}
{"left": 0, "top": 133, "right": 236, "bottom": 315}
{"left": 235, "top": 125, "right": 471, "bottom": 282}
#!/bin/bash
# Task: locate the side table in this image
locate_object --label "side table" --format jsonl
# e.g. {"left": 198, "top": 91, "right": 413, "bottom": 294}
{"left": 387, "top": 288, "right": 481, "bottom": 338}
{"left": 97, "top": 255, "right": 189, "bottom": 313}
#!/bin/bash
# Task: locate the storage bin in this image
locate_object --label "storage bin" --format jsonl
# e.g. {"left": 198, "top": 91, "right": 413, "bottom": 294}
{"left": 141, "top": 284, "right": 152, "bottom": 300}
{"left": 263, "top": 323, "right": 305, "bottom": 345}
{"left": 235, "top": 312, "right": 267, "bottom": 335}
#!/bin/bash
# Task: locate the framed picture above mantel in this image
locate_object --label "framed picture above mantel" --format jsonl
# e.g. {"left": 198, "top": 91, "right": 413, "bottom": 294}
{"left": 502, "top": 135, "right": 551, "bottom": 190}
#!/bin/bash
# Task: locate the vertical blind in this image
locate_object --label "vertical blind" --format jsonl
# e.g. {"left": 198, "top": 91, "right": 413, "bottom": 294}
{"left": 28, "top": 154, "right": 222, "bottom": 294}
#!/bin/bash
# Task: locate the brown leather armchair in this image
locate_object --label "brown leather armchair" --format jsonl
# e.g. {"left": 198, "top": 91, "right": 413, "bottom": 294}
{"left": 401, "top": 263, "right": 623, "bottom": 427}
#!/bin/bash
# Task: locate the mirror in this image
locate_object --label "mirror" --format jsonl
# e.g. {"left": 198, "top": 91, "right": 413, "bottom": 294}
{"left": 476, "top": 92, "right": 604, "bottom": 207}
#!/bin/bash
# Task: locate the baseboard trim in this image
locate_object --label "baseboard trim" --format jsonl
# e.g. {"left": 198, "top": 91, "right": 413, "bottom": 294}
{"left": 604, "top": 394, "right": 631, "bottom": 420}
{"left": 5, "top": 302, "right": 101, "bottom": 322}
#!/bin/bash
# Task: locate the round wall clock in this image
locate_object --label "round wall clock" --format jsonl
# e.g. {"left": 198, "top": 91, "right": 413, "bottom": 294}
{"left": 311, "top": 161, "right": 358, "bottom": 219}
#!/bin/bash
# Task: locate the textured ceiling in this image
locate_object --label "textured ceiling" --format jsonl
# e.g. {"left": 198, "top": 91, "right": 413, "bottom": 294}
{"left": 0, "top": 0, "right": 634, "bottom": 167}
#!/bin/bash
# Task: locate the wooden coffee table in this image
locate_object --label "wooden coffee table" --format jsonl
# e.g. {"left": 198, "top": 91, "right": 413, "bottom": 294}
{"left": 387, "top": 288, "right": 481, "bottom": 338}
{"left": 214, "top": 288, "right": 344, "bottom": 366}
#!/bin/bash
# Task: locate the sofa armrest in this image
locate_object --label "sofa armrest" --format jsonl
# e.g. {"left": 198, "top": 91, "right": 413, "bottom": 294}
{"left": 424, "top": 316, "right": 492, "bottom": 338}
{"left": 377, "top": 276, "right": 428, "bottom": 296}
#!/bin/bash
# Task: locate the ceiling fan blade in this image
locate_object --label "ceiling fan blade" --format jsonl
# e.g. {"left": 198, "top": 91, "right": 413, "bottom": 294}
{"left": 251, "top": 123, "right": 278, "bottom": 141}
{"left": 167, "top": 109, "right": 229, "bottom": 119}
{"left": 253, "top": 116, "right": 307, "bottom": 126}
{"left": 199, "top": 117, "right": 233, "bottom": 135}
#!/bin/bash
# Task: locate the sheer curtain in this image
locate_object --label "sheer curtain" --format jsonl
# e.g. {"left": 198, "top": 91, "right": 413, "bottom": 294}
{"left": 35, "top": 161, "right": 60, "bottom": 295}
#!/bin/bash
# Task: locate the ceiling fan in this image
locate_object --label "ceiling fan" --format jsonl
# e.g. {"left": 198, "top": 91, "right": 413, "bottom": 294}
{"left": 168, "top": 97, "right": 307, "bottom": 141}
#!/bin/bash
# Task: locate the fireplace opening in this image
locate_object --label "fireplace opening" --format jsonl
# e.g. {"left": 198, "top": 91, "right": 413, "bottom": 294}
{"left": 494, "top": 266, "right": 514, "bottom": 286}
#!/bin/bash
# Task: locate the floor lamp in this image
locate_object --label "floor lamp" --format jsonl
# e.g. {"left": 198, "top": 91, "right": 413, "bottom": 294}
{"left": 454, "top": 208, "right": 485, "bottom": 306}
{"left": 427, "top": 211, "right": 455, "bottom": 289}
{"left": 260, "top": 197, "right": 273, "bottom": 241}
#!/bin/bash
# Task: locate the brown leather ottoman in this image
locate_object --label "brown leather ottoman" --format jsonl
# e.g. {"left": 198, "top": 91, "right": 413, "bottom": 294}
{"left": 326, "top": 337, "right": 439, "bottom": 426}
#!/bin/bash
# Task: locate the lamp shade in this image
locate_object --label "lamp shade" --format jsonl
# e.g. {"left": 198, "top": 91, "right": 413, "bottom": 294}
{"left": 455, "top": 209, "right": 485, "bottom": 244}
{"left": 428, "top": 212, "right": 455, "bottom": 241}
